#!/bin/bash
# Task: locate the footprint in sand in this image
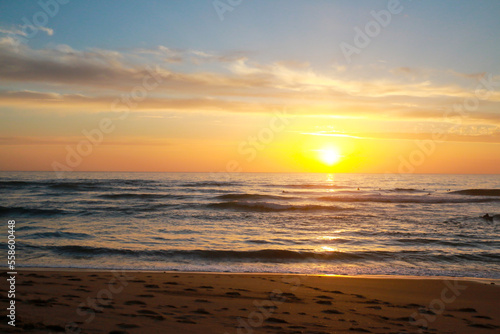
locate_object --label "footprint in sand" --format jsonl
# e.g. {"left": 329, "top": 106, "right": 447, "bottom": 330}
{"left": 124, "top": 300, "right": 146, "bottom": 306}
{"left": 315, "top": 295, "right": 334, "bottom": 299}
{"left": 279, "top": 292, "right": 302, "bottom": 302}
{"left": 321, "top": 309, "right": 344, "bottom": 315}
{"left": 194, "top": 299, "right": 211, "bottom": 303}
{"left": 265, "top": 317, "right": 288, "bottom": 324}
{"left": 225, "top": 292, "right": 241, "bottom": 297}
{"left": 457, "top": 307, "right": 477, "bottom": 313}
{"left": 349, "top": 327, "right": 372, "bottom": 332}
{"left": 288, "top": 325, "right": 306, "bottom": 329}
{"left": 137, "top": 310, "right": 165, "bottom": 321}
{"left": 163, "top": 304, "right": 177, "bottom": 308}
{"left": 117, "top": 323, "right": 140, "bottom": 329}
{"left": 79, "top": 306, "right": 103, "bottom": 314}
{"left": 316, "top": 300, "right": 332, "bottom": 305}
{"left": 418, "top": 308, "right": 436, "bottom": 315}
{"left": 351, "top": 294, "right": 366, "bottom": 299}
{"left": 361, "top": 299, "right": 381, "bottom": 305}
{"left": 468, "top": 323, "right": 500, "bottom": 330}
{"left": 263, "top": 325, "right": 282, "bottom": 330}
{"left": 137, "top": 309, "right": 158, "bottom": 315}
{"left": 177, "top": 319, "right": 196, "bottom": 324}
{"left": 473, "top": 315, "right": 492, "bottom": 320}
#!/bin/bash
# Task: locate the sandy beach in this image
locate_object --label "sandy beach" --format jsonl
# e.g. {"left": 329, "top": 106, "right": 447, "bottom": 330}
{"left": 1, "top": 270, "right": 499, "bottom": 333}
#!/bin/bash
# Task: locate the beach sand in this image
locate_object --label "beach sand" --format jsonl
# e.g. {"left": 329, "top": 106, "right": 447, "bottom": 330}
{"left": 1, "top": 270, "right": 499, "bottom": 333}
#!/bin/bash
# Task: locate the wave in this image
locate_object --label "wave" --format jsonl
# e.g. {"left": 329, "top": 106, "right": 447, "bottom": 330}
{"left": 180, "top": 181, "right": 242, "bottom": 188}
{"left": 395, "top": 238, "right": 493, "bottom": 248}
{"left": 16, "top": 225, "right": 44, "bottom": 231}
{"left": 450, "top": 189, "right": 500, "bottom": 197}
{"left": 26, "top": 245, "right": 364, "bottom": 261}
{"left": 0, "top": 178, "right": 161, "bottom": 191}
{"left": 98, "top": 193, "right": 182, "bottom": 200}
{"left": 48, "top": 182, "right": 103, "bottom": 191}
{"left": 26, "top": 231, "right": 93, "bottom": 240}
{"left": 392, "top": 188, "right": 425, "bottom": 192}
{"left": 0, "top": 180, "right": 31, "bottom": 187}
{"left": 23, "top": 245, "right": 500, "bottom": 264}
{"left": 108, "top": 179, "right": 160, "bottom": 186}
{"left": 207, "top": 201, "right": 348, "bottom": 212}
{"left": 317, "top": 195, "right": 500, "bottom": 204}
{"left": 0, "top": 206, "right": 67, "bottom": 217}
{"left": 216, "top": 193, "right": 291, "bottom": 201}
{"left": 280, "top": 184, "right": 348, "bottom": 189}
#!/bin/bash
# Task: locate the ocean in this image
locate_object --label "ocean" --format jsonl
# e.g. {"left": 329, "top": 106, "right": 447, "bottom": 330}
{"left": 1, "top": 172, "right": 499, "bottom": 278}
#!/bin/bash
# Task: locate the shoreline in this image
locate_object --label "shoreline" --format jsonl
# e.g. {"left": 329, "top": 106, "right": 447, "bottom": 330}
{"left": 1, "top": 269, "right": 499, "bottom": 333}
{"left": 8, "top": 266, "right": 500, "bottom": 284}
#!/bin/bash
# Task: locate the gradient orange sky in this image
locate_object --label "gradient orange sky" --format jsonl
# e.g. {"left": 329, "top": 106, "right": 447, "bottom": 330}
{"left": 0, "top": 1, "right": 499, "bottom": 174}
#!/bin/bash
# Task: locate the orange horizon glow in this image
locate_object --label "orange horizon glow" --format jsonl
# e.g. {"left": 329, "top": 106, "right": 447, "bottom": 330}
{"left": 1, "top": 2, "right": 499, "bottom": 174}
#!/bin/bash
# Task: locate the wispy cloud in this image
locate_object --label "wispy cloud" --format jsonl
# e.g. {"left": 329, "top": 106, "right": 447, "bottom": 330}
{"left": 0, "top": 24, "right": 53, "bottom": 37}
{"left": 300, "top": 132, "right": 363, "bottom": 139}
{"left": 0, "top": 135, "right": 172, "bottom": 146}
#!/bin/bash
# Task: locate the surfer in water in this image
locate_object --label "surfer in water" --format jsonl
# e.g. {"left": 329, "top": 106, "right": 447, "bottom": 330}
{"left": 482, "top": 214, "right": 500, "bottom": 222}
{"left": 483, "top": 213, "right": 493, "bottom": 221}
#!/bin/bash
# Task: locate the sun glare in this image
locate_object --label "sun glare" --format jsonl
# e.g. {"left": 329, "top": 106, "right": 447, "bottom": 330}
{"left": 319, "top": 147, "right": 342, "bottom": 166}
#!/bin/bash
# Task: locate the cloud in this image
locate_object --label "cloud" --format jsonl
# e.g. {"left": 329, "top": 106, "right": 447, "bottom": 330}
{"left": 0, "top": 27, "right": 28, "bottom": 37}
{"left": 36, "top": 25, "right": 54, "bottom": 36}
{"left": 359, "top": 130, "right": 500, "bottom": 144}
{"left": 135, "top": 45, "right": 183, "bottom": 63}
{"left": 300, "top": 132, "right": 362, "bottom": 139}
{"left": 0, "top": 24, "right": 53, "bottom": 37}
{"left": 0, "top": 40, "right": 499, "bottom": 124}
{"left": 0, "top": 135, "right": 171, "bottom": 146}
{"left": 0, "top": 89, "right": 284, "bottom": 114}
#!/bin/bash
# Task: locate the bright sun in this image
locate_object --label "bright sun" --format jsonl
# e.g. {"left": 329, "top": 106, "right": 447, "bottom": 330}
{"left": 319, "top": 147, "right": 342, "bottom": 166}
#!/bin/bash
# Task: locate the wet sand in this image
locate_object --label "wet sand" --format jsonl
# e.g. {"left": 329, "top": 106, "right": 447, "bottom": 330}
{"left": 1, "top": 270, "right": 499, "bottom": 333}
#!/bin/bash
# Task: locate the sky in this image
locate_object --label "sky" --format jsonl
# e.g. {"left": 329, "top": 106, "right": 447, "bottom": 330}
{"left": 0, "top": 0, "right": 499, "bottom": 174}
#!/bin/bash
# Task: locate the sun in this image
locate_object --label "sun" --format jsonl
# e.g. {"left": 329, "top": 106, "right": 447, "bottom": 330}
{"left": 318, "top": 147, "right": 342, "bottom": 166}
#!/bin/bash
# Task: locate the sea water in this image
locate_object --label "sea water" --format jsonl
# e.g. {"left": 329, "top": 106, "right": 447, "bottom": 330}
{"left": 0, "top": 172, "right": 498, "bottom": 278}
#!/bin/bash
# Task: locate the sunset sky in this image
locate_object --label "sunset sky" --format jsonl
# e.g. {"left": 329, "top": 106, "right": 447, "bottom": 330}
{"left": 1, "top": 0, "right": 499, "bottom": 173}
